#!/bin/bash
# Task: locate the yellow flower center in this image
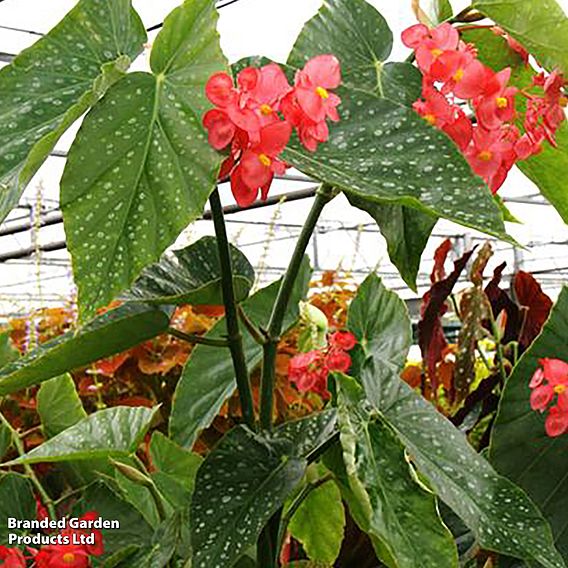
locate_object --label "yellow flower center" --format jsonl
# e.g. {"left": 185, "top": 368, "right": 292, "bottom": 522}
{"left": 316, "top": 86, "right": 329, "bottom": 99}
{"left": 63, "top": 553, "right": 76, "bottom": 564}
{"left": 260, "top": 103, "right": 273, "bottom": 116}
{"left": 424, "top": 113, "right": 436, "bottom": 125}
{"left": 258, "top": 153, "right": 271, "bottom": 167}
{"left": 478, "top": 150, "right": 493, "bottom": 162}
{"left": 560, "top": 95, "right": 568, "bottom": 108}
{"left": 453, "top": 68, "right": 464, "bottom": 82}
{"left": 496, "top": 96, "right": 508, "bottom": 109}
{"left": 431, "top": 48, "right": 443, "bottom": 58}
{"left": 554, "top": 384, "right": 566, "bottom": 394}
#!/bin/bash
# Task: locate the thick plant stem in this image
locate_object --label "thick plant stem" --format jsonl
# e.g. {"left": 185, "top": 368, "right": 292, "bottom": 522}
{"left": 0, "top": 410, "right": 56, "bottom": 519}
{"left": 167, "top": 327, "right": 229, "bottom": 348}
{"left": 259, "top": 184, "right": 335, "bottom": 431}
{"left": 209, "top": 188, "right": 256, "bottom": 430}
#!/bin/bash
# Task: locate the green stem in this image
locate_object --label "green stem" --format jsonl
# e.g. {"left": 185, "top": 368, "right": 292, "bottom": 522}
{"left": 209, "top": 188, "right": 256, "bottom": 430}
{"left": 238, "top": 305, "right": 266, "bottom": 345}
{"left": 490, "top": 316, "right": 508, "bottom": 384}
{"left": 0, "top": 410, "right": 56, "bottom": 519}
{"left": 132, "top": 455, "right": 167, "bottom": 522}
{"left": 167, "top": 327, "right": 229, "bottom": 348}
{"left": 259, "top": 184, "right": 335, "bottom": 430}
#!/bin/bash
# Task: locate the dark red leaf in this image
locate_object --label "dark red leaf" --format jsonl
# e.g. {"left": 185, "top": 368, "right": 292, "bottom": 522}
{"left": 484, "top": 262, "right": 519, "bottom": 344}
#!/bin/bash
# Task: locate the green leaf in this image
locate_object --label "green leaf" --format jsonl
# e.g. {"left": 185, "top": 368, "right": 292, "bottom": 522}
{"left": 289, "top": 480, "right": 346, "bottom": 565}
{"left": 473, "top": 0, "right": 568, "bottom": 75}
{"left": 335, "top": 373, "right": 457, "bottom": 568}
{"left": 139, "top": 514, "right": 182, "bottom": 568}
{"left": 0, "top": 423, "right": 11, "bottom": 462}
{"left": 517, "top": 124, "right": 568, "bottom": 224}
{"left": 0, "top": 303, "right": 171, "bottom": 396}
{"left": 286, "top": 1, "right": 509, "bottom": 242}
{"left": 79, "top": 481, "right": 154, "bottom": 557}
{"left": 347, "top": 274, "right": 565, "bottom": 568}
{"left": 0, "top": 0, "right": 145, "bottom": 223}
{"left": 37, "top": 374, "right": 87, "bottom": 438}
{"left": 348, "top": 194, "right": 437, "bottom": 291}
{"left": 490, "top": 287, "right": 568, "bottom": 560}
{"left": 61, "top": 0, "right": 228, "bottom": 320}
{"left": 0, "top": 473, "right": 36, "bottom": 542}
{"left": 0, "top": 331, "right": 19, "bottom": 369}
{"left": 191, "top": 410, "right": 337, "bottom": 568}
{"left": 420, "top": 0, "right": 454, "bottom": 25}
{"left": 170, "top": 257, "right": 312, "bottom": 448}
{"left": 7, "top": 406, "right": 158, "bottom": 465}
{"left": 123, "top": 236, "right": 255, "bottom": 305}
{"left": 149, "top": 432, "right": 202, "bottom": 508}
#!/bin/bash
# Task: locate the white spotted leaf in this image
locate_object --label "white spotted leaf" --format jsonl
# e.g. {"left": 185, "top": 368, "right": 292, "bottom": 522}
{"left": 490, "top": 287, "right": 568, "bottom": 560}
{"left": 0, "top": 0, "right": 145, "bottom": 223}
{"left": 6, "top": 406, "right": 159, "bottom": 465}
{"left": 170, "top": 257, "right": 312, "bottom": 449}
{"left": 123, "top": 236, "right": 255, "bottom": 305}
{"left": 285, "top": 0, "right": 510, "bottom": 242}
{"left": 335, "top": 373, "right": 458, "bottom": 568}
{"left": 191, "top": 410, "right": 337, "bottom": 568}
{"left": 61, "top": 0, "right": 227, "bottom": 320}
{"left": 0, "top": 303, "right": 171, "bottom": 396}
{"left": 347, "top": 274, "right": 565, "bottom": 568}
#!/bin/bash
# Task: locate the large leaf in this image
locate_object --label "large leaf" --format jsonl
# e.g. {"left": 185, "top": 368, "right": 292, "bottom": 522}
{"left": 336, "top": 373, "right": 457, "bottom": 568}
{"left": 123, "top": 236, "right": 255, "bottom": 305}
{"left": 191, "top": 411, "right": 337, "bottom": 568}
{"left": 473, "top": 0, "right": 568, "bottom": 75}
{"left": 285, "top": 0, "right": 509, "bottom": 242}
{"left": 61, "top": 0, "right": 228, "bottom": 319}
{"left": 0, "top": 332, "right": 18, "bottom": 369}
{"left": 0, "top": 474, "right": 36, "bottom": 542}
{"left": 37, "top": 374, "right": 87, "bottom": 438}
{"left": 0, "top": 0, "right": 145, "bottom": 223}
{"left": 0, "top": 303, "right": 171, "bottom": 396}
{"left": 170, "top": 257, "right": 312, "bottom": 448}
{"left": 347, "top": 274, "right": 565, "bottom": 568}
{"left": 288, "top": 480, "right": 346, "bottom": 566}
{"left": 7, "top": 406, "right": 158, "bottom": 465}
{"left": 490, "top": 288, "right": 568, "bottom": 560}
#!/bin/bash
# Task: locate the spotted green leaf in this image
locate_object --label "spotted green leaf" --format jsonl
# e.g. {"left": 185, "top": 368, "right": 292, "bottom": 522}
{"left": 335, "top": 373, "right": 457, "bottom": 568}
{"left": 0, "top": 474, "right": 36, "bottom": 542}
{"left": 0, "top": 303, "right": 171, "bottom": 396}
{"left": 347, "top": 274, "right": 565, "bottom": 568}
{"left": 473, "top": 0, "right": 568, "bottom": 75}
{"left": 490, "top": 288, "right": 568, "bottom": 560}
{"left": 123, "top": 236, "right": 255, "bottom": 305}
{"left": 37, "top": 374, "right": 87, "bottom": 439}
{"left": 170, "top": 257, "right": 312, "bottom": 449}
{"left": 286, "top": 0, "right": 509, "bottom": 242}
{"left": 288, "top": 480, "right": 345, "bottom": 565}
{"left": 191, "top": 410, "right": 337, "bottom": 568}
{"left": 7, "top": 406, "right": 158, "bottom": 465}
{"left": 61, "top": 0, "right": 227, "bottom": 320}
{"left": 0, "top": 0, "right": 145, "bottom": 223}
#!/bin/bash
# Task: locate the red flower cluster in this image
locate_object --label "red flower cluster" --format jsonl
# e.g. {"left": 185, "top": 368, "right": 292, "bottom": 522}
{"left": 0, "top": 546, "right": 26, "bottom": 568}
{"left": 203, "top": 56, "right": 341, "bottom": 206}
{"left": 402, "top": 23, "right": 566, "bottom": 193}
{"left": 288, "top": 331, "right": 357, "bottom": 398}
{"left": 530, "top": 358, "right": 568, "bottom": 437}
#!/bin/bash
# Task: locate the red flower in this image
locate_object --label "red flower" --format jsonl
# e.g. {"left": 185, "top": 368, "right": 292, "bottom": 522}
{"left": 230, "top": 121, "right": 292, "bottom": 207}
{"left": 35, "top": 542, "right": 90, "bottom": 568}
{"left": 492, "top": 27, "right": 529, "bottom": 65}
{"left": 289, "top": 350, "right": 329, "bottom": 396}
{"left": 294, "top": 55, "right": 341, "bottom": 123}
{"left": 475, "top": 68, "right": 518, "bottom": 130}
{"left": 76, "top": 512, "right": 104, "bottom": 557}
{"left": 329, "top": 331, "right": 357, "bottom": 351}
{"left": 0, "top": 546, "right": 26, "bottom": 568}
{"left": 403, "top": 23, "right": 460, "bottom": 75}
{"left": 529, "top": 358, "right": 568, "bottom": 437}
{"left": 434, "top": 50, "right": 488, "bottom": 99}
{"left": 325, "top": 349, "right": 352, "bottom": 373}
